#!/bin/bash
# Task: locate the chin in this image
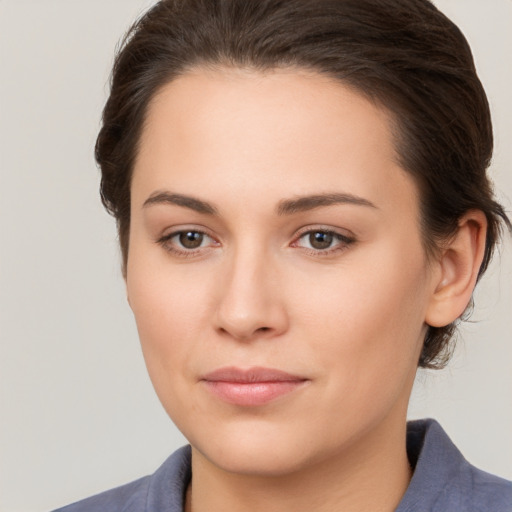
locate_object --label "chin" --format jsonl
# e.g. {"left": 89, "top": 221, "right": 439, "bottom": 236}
{"left": 187, "top": 418, "right": 330, "bottom": 477}
{"left": 198, "top": 443, "right": 312, "bottom": 477}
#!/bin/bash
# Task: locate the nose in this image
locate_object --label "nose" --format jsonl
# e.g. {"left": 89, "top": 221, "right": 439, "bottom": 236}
{"left": 214, "top": 247, "right": 289, "bottom": 341}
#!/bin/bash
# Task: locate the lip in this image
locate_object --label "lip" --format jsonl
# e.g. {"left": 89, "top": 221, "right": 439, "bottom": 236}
{"left": 201, "top": 366, "right": 309, "bottom": 406}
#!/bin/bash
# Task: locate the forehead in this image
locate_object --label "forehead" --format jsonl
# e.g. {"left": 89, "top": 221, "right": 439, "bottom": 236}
{"left": 133, "top": 67, "right": 418, "bottom": 217}
{"left": 140, "top": 66, "right": 394, "bottom": 163}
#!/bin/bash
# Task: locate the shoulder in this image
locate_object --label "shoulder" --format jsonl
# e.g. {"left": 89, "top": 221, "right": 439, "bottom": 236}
{"left": 52, "top": 476, "right": 151, "bottom": 512}
{"left": 51, "top": 445, "right": 191, "bottom": 512}
{"left": 464, "top": 464, "right": 512, "bottom": 512}
{"left": 398, "top": 419, "right": 512, "bottom": 512}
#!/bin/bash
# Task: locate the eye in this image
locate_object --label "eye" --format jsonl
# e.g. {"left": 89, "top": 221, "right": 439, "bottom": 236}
{"left": 158, "top": 229, "right": 218, "bottom": 255}
{"left": 293, "top": 229, "right": 355, "bottom": 254}
{"left": 176, "top": 231, "right": 207, "bottom": 249}
{"left": 305, "top": 231, "right": 335, "bottom": 250}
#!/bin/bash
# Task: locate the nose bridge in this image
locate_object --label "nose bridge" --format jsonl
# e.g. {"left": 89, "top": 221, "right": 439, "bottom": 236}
{"left": 215, "top": 239, "right": 287, "bottom": 340}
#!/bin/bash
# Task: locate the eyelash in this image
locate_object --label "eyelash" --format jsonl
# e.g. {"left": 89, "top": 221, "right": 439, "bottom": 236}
{"left": 157, "top": 229, "right": 219, "bottom": 257}
{"left": 291, "top": 228, "right": 356, "bottom": 256}
{"left": 157, "top": 227, "right": 356, "bottom": 257}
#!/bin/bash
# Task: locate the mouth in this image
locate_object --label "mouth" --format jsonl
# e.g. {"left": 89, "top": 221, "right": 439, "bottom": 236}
{"left": 201, "top": 366, "right": 309, "bottom": 406}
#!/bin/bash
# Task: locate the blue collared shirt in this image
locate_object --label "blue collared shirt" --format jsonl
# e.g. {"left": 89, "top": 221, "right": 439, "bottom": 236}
{"left": 53, "top": 419, "right": 512, "bottom": 511}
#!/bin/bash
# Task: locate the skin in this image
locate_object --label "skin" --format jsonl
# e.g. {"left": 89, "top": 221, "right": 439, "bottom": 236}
{"left": 126, "top": 68, "right": 486, "bottom": 512}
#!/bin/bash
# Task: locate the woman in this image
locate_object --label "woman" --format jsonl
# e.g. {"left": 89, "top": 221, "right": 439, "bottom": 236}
{"left": 54, "top": 0, "right": 511, "bottom": 510}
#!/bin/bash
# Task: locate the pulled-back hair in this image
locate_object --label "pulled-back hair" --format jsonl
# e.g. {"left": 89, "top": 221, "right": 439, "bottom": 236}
{"left": 96, "top": 0, "right": 510, "bottom": 369}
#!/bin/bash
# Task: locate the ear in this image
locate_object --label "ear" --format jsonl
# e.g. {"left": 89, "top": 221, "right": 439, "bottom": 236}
{"left": 425, "top": 210, "right": 487, "bottom": 328}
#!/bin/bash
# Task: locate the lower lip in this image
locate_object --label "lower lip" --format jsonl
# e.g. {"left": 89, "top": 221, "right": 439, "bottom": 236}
{"left": 203, "top": 380, "right": 307, "bottom": 406}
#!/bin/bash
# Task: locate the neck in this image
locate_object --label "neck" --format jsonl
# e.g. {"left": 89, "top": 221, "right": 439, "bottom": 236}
{"left": 185, "top": 415, "right": 412, "bottom": 512}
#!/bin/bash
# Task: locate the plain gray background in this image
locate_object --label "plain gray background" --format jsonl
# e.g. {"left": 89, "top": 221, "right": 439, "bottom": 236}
{"left": 0, "top": 1, "right": 511, "bottom": 511}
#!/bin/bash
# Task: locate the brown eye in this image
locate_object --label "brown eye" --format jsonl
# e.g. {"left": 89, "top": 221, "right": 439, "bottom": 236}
{"left": 293, "top": 229, "right": 355, "bottom": 254}
{"left": 178, "top": 231, "right": 204, "bottom": 249}
{"left": 158, "top": 229, "right": 218, "bottom": 256}
{"left": 309, "top": 231, "right": 334, "bottom": 250}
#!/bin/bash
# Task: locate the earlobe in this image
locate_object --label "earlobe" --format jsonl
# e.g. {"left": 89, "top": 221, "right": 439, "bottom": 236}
{"left": 425, "top": 210, "right": 487, "bottom": 328}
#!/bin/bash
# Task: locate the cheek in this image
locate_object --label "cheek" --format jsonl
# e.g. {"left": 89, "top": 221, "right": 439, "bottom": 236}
{"left": 127, "top": 232, "right": 214, "bottom": 336}
{"left": 126, "top": 272, "right": 210, "bottom": 434}
{"left": 125, "top": 254, "right": 213, "bottom": 393}
{"left": 296, "top": 241, "right": 429, "bottom": 396}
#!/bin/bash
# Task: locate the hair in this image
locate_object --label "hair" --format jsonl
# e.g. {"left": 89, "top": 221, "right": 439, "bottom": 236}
{"left": 96, "top": 0, "right": 510, "bottom": 369}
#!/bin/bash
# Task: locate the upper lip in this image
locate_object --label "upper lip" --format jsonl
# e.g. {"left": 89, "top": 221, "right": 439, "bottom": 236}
{"left": 202, "top": 366, "right": 307, "bottom": 383}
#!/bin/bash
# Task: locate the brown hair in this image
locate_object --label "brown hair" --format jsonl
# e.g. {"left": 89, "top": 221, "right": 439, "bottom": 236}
{"left": 96, "top": 0, "right": 510, "bottom": 369}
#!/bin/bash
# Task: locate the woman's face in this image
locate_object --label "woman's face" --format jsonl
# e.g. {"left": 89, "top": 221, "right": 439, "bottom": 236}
{"left": 127, "top": 68, "right": 438, "bottom": 475}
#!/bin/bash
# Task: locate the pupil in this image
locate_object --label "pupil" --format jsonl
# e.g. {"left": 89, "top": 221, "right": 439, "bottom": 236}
{"left": 310, "top": 231, "right": 333, "bottom": 249}
{"left": 179, "top": 231, "right": 203, "bottom": 249}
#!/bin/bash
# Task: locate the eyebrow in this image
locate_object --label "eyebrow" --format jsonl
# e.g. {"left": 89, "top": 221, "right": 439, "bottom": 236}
{"left": 142, "top": 191, "right": 376, "bottom": 216}
{"left": 277, "top": 193, "right": 377, "bottom": 215}
{"left": 143, "top": 191, "right": 218, "bottom": 215}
